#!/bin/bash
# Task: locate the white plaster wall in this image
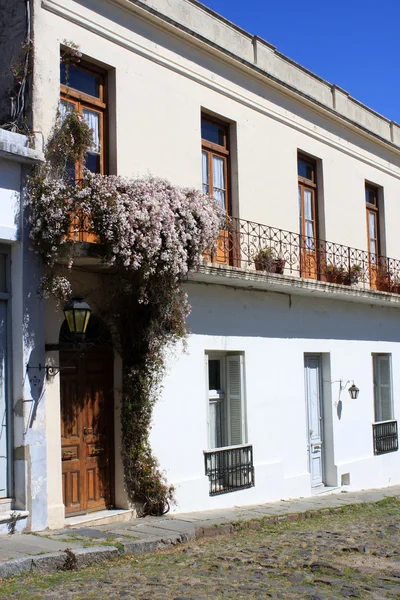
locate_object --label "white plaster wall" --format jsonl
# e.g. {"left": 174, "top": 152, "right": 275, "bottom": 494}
{"left": 32, "top": 0, "right": 400, "bottom": 260}
{"left": 150, "top": 283, "right": 400, "bottom": 512}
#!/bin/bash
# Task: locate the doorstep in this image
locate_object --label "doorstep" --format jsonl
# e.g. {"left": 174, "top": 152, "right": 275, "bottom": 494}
{"left": 311, "top": 485, "right": 341, "bottom": 496}
{"left": 65, "top": 508, "right": 136, "bottom": 528}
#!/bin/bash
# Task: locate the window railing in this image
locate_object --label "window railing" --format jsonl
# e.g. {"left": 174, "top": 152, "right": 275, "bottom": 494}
{"left": 205, "top": 217, "right": 400, "bottom": 294}
{"left": 204, "top": 444, "right": 254, "bottom": 496}
{"left": 373, "top": 420, "right": 398, "bottom": 455}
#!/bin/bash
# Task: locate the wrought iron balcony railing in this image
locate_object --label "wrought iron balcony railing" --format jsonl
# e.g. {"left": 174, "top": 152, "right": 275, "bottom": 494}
{"left": 205, "top": 217, "right": 400, "bottom": 294}
{"left": 68, "top": 206, "right": 400, "bottom": 295}
{"left": 373, "top": 421, "right": 398, "bottom": 456}
{"left": 204, "top": 444, "right": 254, "bottom": 496}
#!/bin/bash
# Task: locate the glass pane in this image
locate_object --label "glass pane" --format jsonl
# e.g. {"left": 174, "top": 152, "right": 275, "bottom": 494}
{"left": 0, "top": 255, "right": 6, "bottom": 293}
{"left": 209, "top": 400, "right": 223, "bottom": 448}
{"left": 60, "top": 64, "right": 100, "bottom": 98}
{"left": 298, "top": 186, "right": 302, "bottom": 233}
{"left": 306, "top": 220, "right": 314, "bottom": 240}
{"left": 369, "top": 212, "right": 376, "bottom": 240}
{"left": 298, "top": 159, "right": 314, "bottom": 180}
{"left": 85, "top": 152, "right": 101, "bottom": 174}
{"left": 0, "top": 301, "right": 7, "bottom": 498}
{"left": 65, "top": 160, "right": 76, "bottom": 183}
{"left": 304, "top": 190, "right": 314, "bottom": 221}
{"left": 82, "top": 109, "right": 100, "bottom": 152}
{"left": 202, "top": 151, "right": 209, "bottom": 189}
{"left": 209, "top": 359, "right": 221, "bottom": 391}
{"left": 60, "top": 99, "right": 75, "bottom": 117}
{"left": 212, "top": 156, "right": 226, "bottom": 211}
{"left": 201, "top": 120, "right": 225, "bottom": 146}
{"left": 366, "top": 187, "right": 377, "bottom": 206}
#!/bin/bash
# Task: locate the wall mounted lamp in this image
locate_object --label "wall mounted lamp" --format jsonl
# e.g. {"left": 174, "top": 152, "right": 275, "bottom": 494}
{"left": 28, "top": 297, "right": 92, "bottom": 378}
{"left": 339, "top": 380, "right": 360, "bottom": 400}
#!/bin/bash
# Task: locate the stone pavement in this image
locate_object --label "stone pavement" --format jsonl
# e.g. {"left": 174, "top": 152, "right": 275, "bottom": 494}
{"left": 1, "top": 485, "right": 400, "bottom": 579}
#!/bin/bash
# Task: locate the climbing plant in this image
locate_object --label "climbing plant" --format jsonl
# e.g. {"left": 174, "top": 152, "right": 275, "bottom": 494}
{"left": 27, "top": 105, "right": 221, "bottom": 514}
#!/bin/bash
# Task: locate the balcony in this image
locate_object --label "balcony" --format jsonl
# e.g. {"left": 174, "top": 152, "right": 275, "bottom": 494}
{"left": 373, "top": 421, "right": 398, "bottom": 456}
{"left": 67, "top": 210, "right": 400, "bottom": 302}
{"left": 202, "top": 217, "right": 400, "bottom": 296}
{"left": 204, "top": 444, "right": 254, "bottom": 496}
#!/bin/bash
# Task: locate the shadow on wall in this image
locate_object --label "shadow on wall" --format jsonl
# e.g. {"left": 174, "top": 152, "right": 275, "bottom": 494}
{"left": 186, "top": 283, "right": 400, "bottom": 343}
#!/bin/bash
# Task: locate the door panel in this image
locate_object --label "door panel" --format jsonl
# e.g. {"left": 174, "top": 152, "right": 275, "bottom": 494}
{"left": 305, "top": 356, "right": 324, "bottom": 487}
{"left": 61, "top": 348, "right": 114, "bottom": 515}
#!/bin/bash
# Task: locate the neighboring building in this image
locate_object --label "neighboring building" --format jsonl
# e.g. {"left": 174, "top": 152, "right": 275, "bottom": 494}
{"left": 0, "top": 129, "right": 43, "bottom": 533}
{"left": 1, "top": 0, "right": 400, "bottom": 530}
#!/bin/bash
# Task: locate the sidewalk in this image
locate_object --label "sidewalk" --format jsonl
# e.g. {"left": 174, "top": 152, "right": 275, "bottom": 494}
{"left": 1, "top": 485, "right": 400, "bottom": 579}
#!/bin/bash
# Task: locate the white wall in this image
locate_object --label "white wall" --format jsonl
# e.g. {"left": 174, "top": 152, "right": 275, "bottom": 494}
{"left": 32, "top": 0, "right": 400, "bottom": 258}
{"left": 150, "top": 282, "right": 400, "bottom": 512}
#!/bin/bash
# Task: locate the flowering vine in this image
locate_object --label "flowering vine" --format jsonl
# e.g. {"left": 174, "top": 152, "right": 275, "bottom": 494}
{"left": 27, "top": 107, "right": 221, "bottom": 514}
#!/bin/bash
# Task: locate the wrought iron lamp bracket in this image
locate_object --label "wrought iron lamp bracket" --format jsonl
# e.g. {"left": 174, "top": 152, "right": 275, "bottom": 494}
{"left": 26, "top": 363, "right": 75, "bottom": 378}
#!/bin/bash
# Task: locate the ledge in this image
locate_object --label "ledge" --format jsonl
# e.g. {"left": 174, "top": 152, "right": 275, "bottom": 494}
{"left": 189, "top": 264, "right": 400, "bottom": 309}
{"left": 0, "top": 130, "right": 44, "bottom": 164}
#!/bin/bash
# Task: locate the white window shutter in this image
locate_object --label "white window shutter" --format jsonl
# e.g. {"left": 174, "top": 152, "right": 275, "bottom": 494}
{"left": 375, "top": 355, "right": 393, "bottom": 422}
{"left": 227, "top": 355, "right": 244, "bottom": 445}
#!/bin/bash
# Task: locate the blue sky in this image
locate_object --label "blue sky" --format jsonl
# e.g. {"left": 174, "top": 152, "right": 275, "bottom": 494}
{"left": 200, "top": 0, "right": 400, "bottom": 123}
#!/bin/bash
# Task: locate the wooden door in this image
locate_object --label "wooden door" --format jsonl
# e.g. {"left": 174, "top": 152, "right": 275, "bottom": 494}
{"left": 298, "top": 156, "right": 318, "bottom": 279}
{"left": 60, "top": 348, "right": 114, "bottom": 515}
{"left": 366, "top": 185, "right": 381, "bottom": 290}
{"left": 202, "top": 117, "right": 231, "bottom": 266}
{"left": 305, "top": 355, "right": 324, "bottom": 488}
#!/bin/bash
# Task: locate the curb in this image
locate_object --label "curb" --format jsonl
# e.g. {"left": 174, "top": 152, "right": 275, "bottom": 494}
{"left": 0, "top": 501, "right": 385, "bottom": 580}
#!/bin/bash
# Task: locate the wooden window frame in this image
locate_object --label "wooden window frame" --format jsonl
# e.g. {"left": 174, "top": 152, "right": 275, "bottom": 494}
{"left": 201, "top": 116, "right": 231, "bottom": 216}
{"left": 366, "top": 183, "right": 380, "bottom": 257}
{"left": 60, "top": 60, "right": 108, "bottom": 178}
{"left": 298, "top": 154, "right": 318, "bottom": 240}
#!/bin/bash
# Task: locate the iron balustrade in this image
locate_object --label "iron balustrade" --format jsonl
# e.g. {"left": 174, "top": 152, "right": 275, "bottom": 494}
{"left": 68, "top": 206, "right": 400, "bottom": 294}
{"left": 204, "top": 444, "right": 254, "bottom": 496}
{"left": 373, "top": 420, "right": 398, "bottom": 455}
{"left": 206, "top": 217, "right": 400, "bottom": 294}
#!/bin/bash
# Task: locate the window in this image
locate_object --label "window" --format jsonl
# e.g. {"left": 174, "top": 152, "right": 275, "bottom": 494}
{"left": 298, "top": 154, "right": 318, "bottom": 279}
{"left": 206, "top": 353, "right": 246, "bottom": 449}
{"left": 366, "top": 183, "right": 380, "bottom": 259}
{"left": 204, "top": 353, "right": 253, "bottom": 496}
{"left": 373, "top": 354, "right": 393, "bottom": 423}
{"left": 372, "top": 354, "right": 398, "bottom": 455}
{"left": 201, "top": 117, "right": 230, "bottom": 214}
{"left": 60, "top": 61, "right": 107, "bottom": 179}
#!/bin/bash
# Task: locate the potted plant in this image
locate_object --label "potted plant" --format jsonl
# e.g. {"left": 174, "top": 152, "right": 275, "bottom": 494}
{"left": 376, "top": 265, "right": 392, "bottom": 292}
{"left": 323, "top": 263, "right": 346, "bottom": 284}
{"left": 273, "top": 257, "right": 286, "bottom": 274}
{"left": 344, "top": 264, "right": 363, "bottom": 286}
{"left": 254, "top": 247, "right": 275, "bottom": 272}
{"left": 254, "top": 247, "right": 286, "bottom": 274}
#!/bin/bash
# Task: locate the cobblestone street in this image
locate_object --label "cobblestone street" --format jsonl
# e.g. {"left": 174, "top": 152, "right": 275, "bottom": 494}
{"left": 2, "top": 497, "right": 400, "bottom": 599}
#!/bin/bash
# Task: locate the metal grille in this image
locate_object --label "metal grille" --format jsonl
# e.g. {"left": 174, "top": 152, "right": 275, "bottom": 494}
{"left": 373, "top": 421, "right": 398, "bottom": 455}
{"left": 204, "top": 445, "right": 254, "bottom": 496}
{"left": 204, "top": 217, "right": 400, "bottom": 294}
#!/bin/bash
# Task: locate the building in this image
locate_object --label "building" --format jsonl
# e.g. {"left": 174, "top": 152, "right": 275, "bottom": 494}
{"left": 0, "top": 129, "right": 44, "bottom": 533}
{"left": 1, "top": 0, "right": 400, "bottom": 531}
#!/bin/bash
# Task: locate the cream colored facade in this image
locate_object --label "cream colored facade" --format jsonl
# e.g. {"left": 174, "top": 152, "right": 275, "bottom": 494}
{"left": 2, "top": 0, "right": 400, "bottom": 530}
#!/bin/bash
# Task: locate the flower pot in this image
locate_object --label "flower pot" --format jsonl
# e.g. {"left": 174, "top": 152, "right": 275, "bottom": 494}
{"left": 254, "top": 256, "right": 274, "bottom": 272}
{"left": 273, "top": 258, "right": 286, "bottom": 274}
